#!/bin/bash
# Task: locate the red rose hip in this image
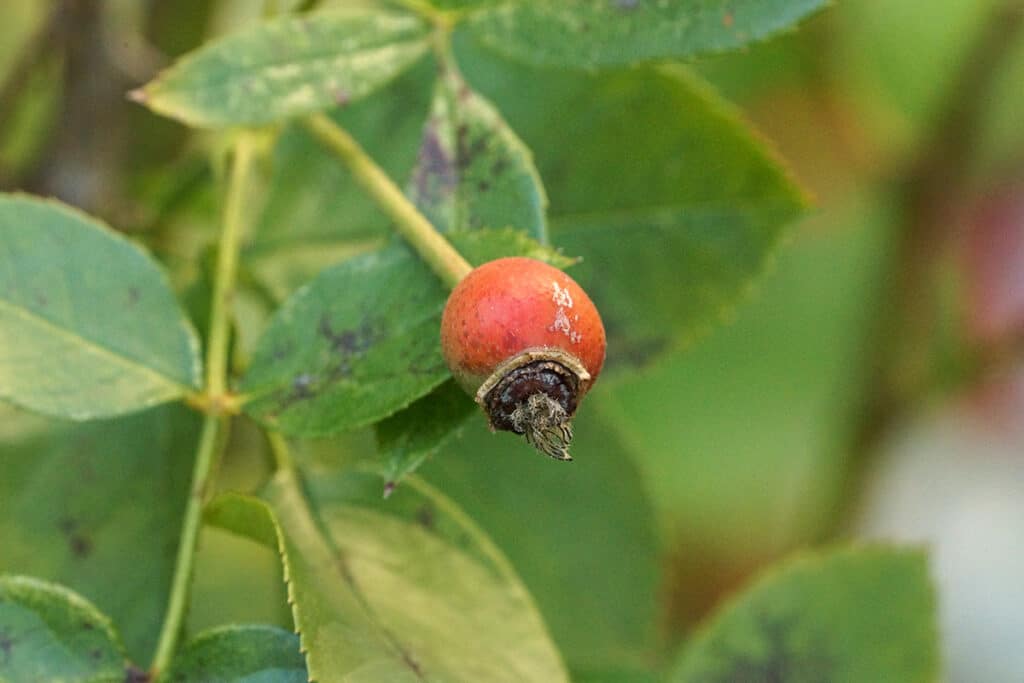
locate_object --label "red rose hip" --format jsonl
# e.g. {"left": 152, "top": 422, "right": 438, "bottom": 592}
{"left": 440, "top": 257, "right": 606, "bottom": 460}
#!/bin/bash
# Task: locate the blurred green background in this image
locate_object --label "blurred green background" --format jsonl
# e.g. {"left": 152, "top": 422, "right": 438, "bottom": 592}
{"left": 1, "top": 1, "right": 1022, "bottom": 681}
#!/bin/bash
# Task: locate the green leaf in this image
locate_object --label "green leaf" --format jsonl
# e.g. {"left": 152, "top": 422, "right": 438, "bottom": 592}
{"left": 207, "top": 468, "right": 569, "bottom": 682}
{"left": 421, "top": 404, "right": 662, "bottom": 674}
{"left": 0, "top": 404, "right": 200, "bottom": 663}
{"left": 135, "top": 8, "right": 432, "bottom": 128}
{"left": 239, "top": 230, "right": 572, "bottom": 437}
{"left": 0, "top": 575, "right": 129, "bottom": 683}
{"left": 465, "top": 0, "right": 828, "bottom": 69}
{"left": 162, "top": 625, "right": 306, "bottom": 683}
{"left": 238, "top": 244, "right": 448, "bottom": 437}
{"left": 595, "top": 211, "right": 891, "bottom": 551}
{"left": 408, "top": 68, "right": 548, "bottom": 242}
{"left": 670, "top": 546, "right": 939, "bottom": 683}
{"left": 375, "top": 379, "right": 476, "bottom": 491}
{"left": 455, "top": 45, "right": 810, "bottom": 368}
{"left": 0, "top": 194, "right": 201, "bottom": 420}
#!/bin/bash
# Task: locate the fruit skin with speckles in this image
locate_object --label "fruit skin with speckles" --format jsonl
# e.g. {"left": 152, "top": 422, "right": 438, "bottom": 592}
{"left": 440, "top": 257, "right": 606, "bottom": 460}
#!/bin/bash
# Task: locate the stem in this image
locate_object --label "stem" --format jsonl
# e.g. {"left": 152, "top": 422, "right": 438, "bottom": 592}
{"left": 150, "top": 136, "right": 257, "bottom": 674}
{"left": 149, "top": 413, "right": 224, "bottom": 672}
{"left": 303, "top": 113, "right": 472, "bottom": 289}
{"left": 207, "top": 136, "right": 256, "bottom": 399}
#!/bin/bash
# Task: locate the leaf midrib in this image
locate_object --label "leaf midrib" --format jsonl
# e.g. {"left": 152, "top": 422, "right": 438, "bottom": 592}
{"left": 274, "top": 476, "right": 430, "bottom": 681}
{"left": 0, "top": 297, "right": 192, "bottom": 394}
{"left": 156, "top": 34, "right": 430, "bottom": 99}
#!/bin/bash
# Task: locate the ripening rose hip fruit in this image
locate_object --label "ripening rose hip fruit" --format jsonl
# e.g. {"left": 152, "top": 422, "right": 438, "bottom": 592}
{"left": 440, "top": 257, "right": 606, "bottom": 460}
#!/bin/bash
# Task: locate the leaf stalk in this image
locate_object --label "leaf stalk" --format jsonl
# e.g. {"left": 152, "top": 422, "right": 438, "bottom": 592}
{"left": 303, "top": 113, "right": 472, "bottom": 289}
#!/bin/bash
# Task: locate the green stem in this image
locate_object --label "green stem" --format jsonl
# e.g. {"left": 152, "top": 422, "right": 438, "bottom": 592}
{"left": 149, "top": 413, "right": 224, "bottom": 673}
{"left": 303, "top": 113, "right": 472, "bottom": 289}
{"left": 150, "top": 136, "right": 257, "bottom": 674}
{"left": 207, "top": 136, "right": 255, "bottom": 398}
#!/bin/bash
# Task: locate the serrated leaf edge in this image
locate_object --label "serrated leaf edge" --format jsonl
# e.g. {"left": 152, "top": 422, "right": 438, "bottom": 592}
{"left": 467, "top": 0, "right": 832, "bottom": 69}
{"left": 204, "top": 494, "right": 313, "bottom": 681}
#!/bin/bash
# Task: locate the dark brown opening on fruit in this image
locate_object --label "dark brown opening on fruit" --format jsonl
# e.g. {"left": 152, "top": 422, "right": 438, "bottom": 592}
{"left": 482, "top": 360, "right": 579, "bottom": 460}
{"left": 483, "top": 360, "right": 579, "bottom": 431}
